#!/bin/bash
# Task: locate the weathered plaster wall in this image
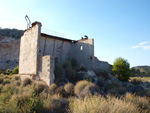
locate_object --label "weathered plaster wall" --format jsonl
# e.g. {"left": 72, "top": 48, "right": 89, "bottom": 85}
{"left": 0, "top": 37, "right": 20, "bottom": 69}
{"left": 39, "top": 56, "right": 55, "bottom": 86}
{"left": 39, "top": 36, "right": 72, "bottom": 64}
{"left": 72, "top": 39, "right": 94, "bottom": 69}
{"left": 19, "top": 24, "right": 41, "bottom": 75}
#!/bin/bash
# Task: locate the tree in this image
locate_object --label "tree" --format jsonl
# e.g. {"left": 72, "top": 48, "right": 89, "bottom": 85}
{"left": 112, "top": 57, "right": 131, "bottom": 81}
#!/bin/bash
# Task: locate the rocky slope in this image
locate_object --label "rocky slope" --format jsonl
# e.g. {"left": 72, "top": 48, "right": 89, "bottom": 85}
{"left": 0, "top": 29, "right": 23, "bottom": 70}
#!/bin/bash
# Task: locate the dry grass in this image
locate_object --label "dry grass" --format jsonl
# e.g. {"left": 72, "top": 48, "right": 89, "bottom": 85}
{"left": 69, "top": 95, "right": 139, "bottom": 113}
{"left": 22, "top": 77, "right": 32, "bottom": 86}
{"left": 130, "top": 77, "right": 150, "bottom": 83}
{"left": 125, "top": 93, "right": 150, "bottom": 111}
{"left": 43, "top": 94, "right": 62, "bottom": 111}
{"left": 74, "top": 80, "right": 93, "bottom": 97}
{"left": 64, "top": 83, "right": 74, "bottom": 96}
{"left": 49, "top": 83, "right": 57, "bottom": 95}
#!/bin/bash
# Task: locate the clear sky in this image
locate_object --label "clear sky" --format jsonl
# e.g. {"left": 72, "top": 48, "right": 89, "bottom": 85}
{"left": 0, "top": 0, "right": 150, "bottom": 67}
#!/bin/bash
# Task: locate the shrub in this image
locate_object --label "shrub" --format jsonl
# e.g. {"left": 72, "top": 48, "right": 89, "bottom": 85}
{"left": 33, "top": 82, "right": 47, "bottom": 94}
{"left": 104, "top": 81, "right": 113, "bottom": 92}
{"left": 55, "top": 86, "right": 66, "bottom": 97}
{"left": 94, "top": 69, "right": 109, "bottom": 79}
{"left": 117, "top": 87, "right": 127, "bottom": 95}
{"left": 112, "top": 57, "right": 131, "bottom": 81}
{"left": 107, "top": 89, "right": 119, "bottom": 95}
{"left": 3, "top": 79, "right": 10, "bottom": 85}
{"left": 130, "top": 85, "right": 144, "bottom": 94}
{"left": 13, "top": 80, "right": 21, "bottom": 86}
{"left": 49, "top": 83, "right": 57, "bottom": 95}
{"left": 43, "top": 94, "right": 62, "bottom": 111}
{"left": 54, "top": 63, "right": 64, "bottom": 84}
{"left": 79, "top": 83, "right": 100, "bottom": 98}
{"left": 74, "top": 80, "right": 89, "bottom": 96}
{"left": 64, "top": 83, "right": 74, "bottom": 96}
{"left": 9, "top": 66, "right": 19, "bottom": 76}
{"left": 70, "top": 58, "right": 78, "bottom": 70}
{"left": 7, "top": 91, "right": 43, "bottom": 113}
{"left": 0, "top": 84, "right": 2, "bottom": 93}
{"left": 74, "top": 80, "right": 99, "bottom": 97}
{"left": 69, "top": 95, "right": 139, "bottom": 113}
{"left": 125, "top": 94, "right": 150, "bottom": 111}
{"left": 130, "top": 78, "right": 141, "bottom": 85}
{"left": 96, "top": 77, "right": 105, "bottom": 87}
{"left": 5, "top": 69, "right": 12, "bottom": 75}
{"left": 12, "top": 75, "right": 20, "bottom": 81}
{"left": 0, "top": 77, "right": 3, "bottom": 84}
{"left": 79, "top": 64, "right": 87, "bottom": 72}
{"left": 22, "top": 78, "right": 32, "bottom": 86}
{"left": 111, "top": 80, "right": 121, "bottom": 87}
{"left": 107, "top": 87, "right": 127, "bottom": 96}
{"left": 65, "top": 66, "right": 77, "bottom": 82}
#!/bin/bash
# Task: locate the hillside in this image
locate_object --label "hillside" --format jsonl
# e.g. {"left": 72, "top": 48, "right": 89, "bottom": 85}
{"left": 131, "top": 66, "right": 150, "bottom": 77}
{"left": 0, "top": 28, "right": 23, "bottom": 39}
{"left": 0, "top": 28, "right": 23, "bottom": 70}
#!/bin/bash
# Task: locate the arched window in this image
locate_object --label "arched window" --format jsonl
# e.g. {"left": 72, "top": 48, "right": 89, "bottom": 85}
{"left": 80, "top": 45, "right": 83, "bottom": 50}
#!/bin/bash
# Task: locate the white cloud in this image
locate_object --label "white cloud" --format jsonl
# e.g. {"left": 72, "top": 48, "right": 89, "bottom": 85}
{"left": 139, "top": 41, "right": 149, "bottom": 45}
{"left": 131, "top": 41, "right": 150, "bottom": 50}
{"left": 143, "top": 45, "right": 150, "bottom": 50}
{"left": 131, "top": 45, "right": 141, "bottom": 49}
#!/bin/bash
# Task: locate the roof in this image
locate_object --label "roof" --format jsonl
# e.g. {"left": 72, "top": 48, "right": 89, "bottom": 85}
{"left": 41, "top": 33, "right": 75, "bottom": 42}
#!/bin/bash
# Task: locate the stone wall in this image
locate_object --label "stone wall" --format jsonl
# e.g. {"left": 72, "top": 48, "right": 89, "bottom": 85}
{"left": 94, "top": 56, "right": 112, "bottom": 72}
{"left": 19, "top": 23, "right": 41, "bottom": 75}
{"left": 39, "top": 56, "right": 55, "bottom": 85}
{"left": 71, "top": 39, "right": 94, "bottom": 69}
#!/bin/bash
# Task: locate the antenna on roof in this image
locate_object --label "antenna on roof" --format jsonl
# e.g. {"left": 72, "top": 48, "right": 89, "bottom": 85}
{"left": 25, "top": 15, "right": 31, "bottom": 29}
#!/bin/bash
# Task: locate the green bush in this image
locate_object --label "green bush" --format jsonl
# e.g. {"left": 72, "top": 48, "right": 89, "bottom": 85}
{"left": 112, "top": 57, "right": 131, "bottom": 81}
{"left": 9, "top": 66, "right": 19, "bottom": 76}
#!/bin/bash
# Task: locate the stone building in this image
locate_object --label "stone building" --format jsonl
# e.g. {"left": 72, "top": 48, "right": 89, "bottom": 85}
{"left": 19, "top": 22, "right": 111, "bottom": 85}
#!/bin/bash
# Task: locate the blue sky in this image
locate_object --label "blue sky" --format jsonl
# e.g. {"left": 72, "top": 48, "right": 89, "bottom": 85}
{"left": 0, "top": 0, "right": 150, "bottom": 67}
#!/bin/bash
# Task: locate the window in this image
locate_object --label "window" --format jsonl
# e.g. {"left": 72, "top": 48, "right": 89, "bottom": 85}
{"left": 80, "top": 45, "right": 83, "bottom": 50}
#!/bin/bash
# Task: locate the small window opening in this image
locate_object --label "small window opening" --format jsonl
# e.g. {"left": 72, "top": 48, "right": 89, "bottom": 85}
{"left": 80, "top": 45, "right": 83, "bottom": 50}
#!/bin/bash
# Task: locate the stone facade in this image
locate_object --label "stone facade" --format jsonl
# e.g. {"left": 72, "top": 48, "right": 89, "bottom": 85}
{"left": 19, "top": 21, "right": 110, "bottom": 85}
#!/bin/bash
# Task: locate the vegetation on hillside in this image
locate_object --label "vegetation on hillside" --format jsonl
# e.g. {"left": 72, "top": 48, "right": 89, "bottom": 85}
{"left": 0, "top": 56, "right": 150, "bottom": 112}
{"left": 0, "top": 74, "right": 150, "bottom": 113}
{"left": 0, "top": 28, "right": 23, "bottom": 39}
{"left": 131, "top": 66, "right": 150, "bottom": 77}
